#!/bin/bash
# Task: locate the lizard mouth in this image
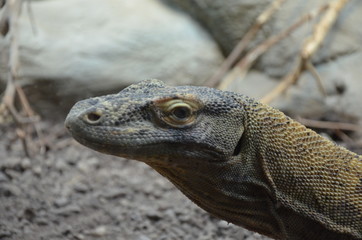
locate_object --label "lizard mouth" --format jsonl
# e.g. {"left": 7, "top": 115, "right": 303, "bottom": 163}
{"left": 66, "top": 113, "right": 171, "bottom": 159}
{"left": 66, "top": 115, "right": 149, "bottom": 149}
{"left": 66, "top": 118, "right": 226, "bottom": 162}
{"left": 65, "top": 104, "right": 228, "bottom": 162}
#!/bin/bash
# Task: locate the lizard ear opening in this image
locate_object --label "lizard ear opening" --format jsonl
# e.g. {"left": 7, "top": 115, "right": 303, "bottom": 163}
{"left": 232, "top": 134, "right": 244, "bottom": 156}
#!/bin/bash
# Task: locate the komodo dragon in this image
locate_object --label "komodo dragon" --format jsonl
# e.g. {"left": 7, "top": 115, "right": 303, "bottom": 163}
{"left": 65, "top": 79, "right": 362, "bottom": 240}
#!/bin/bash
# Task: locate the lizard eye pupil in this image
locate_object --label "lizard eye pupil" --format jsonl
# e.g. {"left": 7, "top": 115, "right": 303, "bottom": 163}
{"left": 172, "top": 106, "right": 191, "bottom": 120}
{"left": 158, "top": 100, "right": 199, "bottom": 127}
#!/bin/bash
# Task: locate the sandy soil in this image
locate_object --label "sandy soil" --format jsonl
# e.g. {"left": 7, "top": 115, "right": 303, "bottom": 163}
{"left": 0, "top": 123, "right": 269, "bottom": 240}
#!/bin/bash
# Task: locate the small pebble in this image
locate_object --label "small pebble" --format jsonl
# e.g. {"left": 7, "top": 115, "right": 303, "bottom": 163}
{"left": 0, "top": 184, "right": 21, "bottom": 197}
{"left": 21, "top": 158, "right": 31, "bottom": 169}
{"left": 146, "top": 210, "right": 162, "bottom": 222}
{"left": 88, "top": 226, "right": 107, "bottom": 237}
{"left": 55, "top": 161, "right": 68, "bottom": 171}
{"left": 35, "top": 217, "right": 49, "bottom": 226}
{"left": 54, "top": 196, "right": 70, "bottom": 208}
{"left": 102, "top": 187, "right": 127, "bottom": 199}
{"left": 73, "top": 182, "right": 89, "bottom": 193}
{"left": 0, "top": 171, "right": 9, "bottom": 182}
{"left": 3, "top": 169, "right": 20, "bottom": 179}
{"left": 217, "top": 220, "right": 231, "bottom": 228}
{"left": 32, "top": 166, "right": 42, "bottom": 176}
{"left": 75, "top": 234, "right": 85, "bottom": 240}
{"left": 54, "top": 204, "right": 81, "bottom": 217}
{"left": 77, "top": 157, "right": 99, "bottom": 173}
{"left": 137, "top": 235, "right": 151, "bottom": 240}
{"left": 1, "top": 157, "right": 22, "bottom": 169}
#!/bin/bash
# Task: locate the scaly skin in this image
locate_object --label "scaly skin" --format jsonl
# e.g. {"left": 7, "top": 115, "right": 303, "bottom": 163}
{"left": 65, "top": 79, "right": 362, "bottom": 240}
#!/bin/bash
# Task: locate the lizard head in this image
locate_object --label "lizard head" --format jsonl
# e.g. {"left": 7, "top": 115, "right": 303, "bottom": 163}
{"left": 65, "top": 79, "right": 247, "bottom": 165}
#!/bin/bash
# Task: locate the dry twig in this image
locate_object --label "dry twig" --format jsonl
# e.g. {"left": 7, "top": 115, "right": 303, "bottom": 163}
{"left": 305, "top": 60, "right": 326, "bottom": 96}
{"left": 302, "top": 0, "right": 350, "bottom": 59}
{"left": 297, "top": 117, "right": 362, "bottom": 132}
{"left": 217, "top": 3, "right": 329, "bottom": 91}
{"left": 25, "top": 0, "right": 37, "bottom": 34}
{"left": 334, "top": 129, "right": 355, "bottom": 145}
{"left": 261, "top": 0, "right": 350, "bottom": 104}
{"left": 1, "top": 0, "right": 44, "bottom": 156}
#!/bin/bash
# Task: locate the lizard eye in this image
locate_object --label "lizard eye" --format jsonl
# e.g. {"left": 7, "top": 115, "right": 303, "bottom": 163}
{"left": 154, "top": 98, "right": 201, "bottom": 127}
{"left": 170, "top": 105, "right": 191, "bottom": 121}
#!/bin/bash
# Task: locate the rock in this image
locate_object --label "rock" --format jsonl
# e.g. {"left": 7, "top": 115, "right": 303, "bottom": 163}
{"left": 20, "top": 158, "right": 32, "bottom": 170}
{"left": 169, "top": 0, "right": 362, "bottom": 76}
{"left": 54, "top": 196, "right": 70, "bottom": 208}
{"left": 169, "top": 0, "right": 362, "bottom": 120}
{"left": 228, "top": 70, "right": 279, "bottom": 99}
{"left": 0, "top": 171, "right": 9, "bottom": 182}
{"left": 137, "top": 235, "right": 151, "bottom": 240}
{"left": 0, "top": 227, "right": 14, "bottom": 239}
{"left": 73, "top": 182, "right": 90, "bottom": 193}
{"left": 35, "top": 217, "right": 49, "bottom": 226}
{"left": 32, "top": 166, "right": 42, "bottom": 176}
{"left": 76, "top": 157, "right": 99, "bottom": 173}
{"left": 75, "top": 234, "right": 85, "bottom": 240}
{"left": 217, "top": 220, "right": 231, "bottom": 229}
{"left": 22, "top": 208, "right": 36, "bottom": 222}
{"left": 260, "top": 0, "right": 362, "bottom": 78}
{"left": 0, "top": 184, "right": 21, "bottom": 197}
{"left": 145, "top": 209, "right": 163, "bottom": 222}
{"left": 87, "top": 225, "right": 107, "bottom": 237}
{"left": 101, "top": 187, "right": 127, "bottom": 200}
{"left": 166, "top": 0, "right": 269, "bottom": 55}
{"left": 245, "top": 232, "right": 267, "bottom": 240}
{"left": 54, "top": 204, "right": 81, "bottom": 217}
{"left": 2, "top": 169, "right": 21, "bottom": 179}
{"left": 0, "top": 0, "right": 223, "bottom": 118}
{"left": 54, "top": 160, "right": 68, "bottom": 171}
{"left": 273, "top": 52, "right": 362, "bottom": 121}
{"left": 230, "top": 53, "right": 362, "bottom": 121}
{"left": 0, "top": 156, "right": 22, "bottom": 169}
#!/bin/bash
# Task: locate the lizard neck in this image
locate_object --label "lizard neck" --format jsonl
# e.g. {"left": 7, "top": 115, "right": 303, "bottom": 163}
{"left": 246, "top": 101, "right": 362, "bottom": 239}
{"left": 149, "top": 154, "right": 286, "bottom": 239}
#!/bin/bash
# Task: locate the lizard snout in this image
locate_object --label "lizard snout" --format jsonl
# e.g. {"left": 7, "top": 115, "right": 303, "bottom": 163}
{"left": 65, "top": 104, "right": 104, "bottom": 135}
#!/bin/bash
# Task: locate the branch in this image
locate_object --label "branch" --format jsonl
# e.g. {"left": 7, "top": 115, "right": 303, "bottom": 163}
{"left": 297, "top": 117, "right": 362, "bottom": 132}
{"left": 1, "top": 0, "right": 44, "bottom": 156}
{"left": 218, "top": 3, "right": 328, "bottom": 91}
{"left": 261, "top": 0, "right": 350, "bottom": 104}
{"left": 207, "top": 0, "right": 288, "bottom": 87}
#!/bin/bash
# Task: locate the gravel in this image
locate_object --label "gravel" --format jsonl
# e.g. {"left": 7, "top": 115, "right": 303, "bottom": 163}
{"left": 0, "top": 123, "right": 269, "bottom": 240}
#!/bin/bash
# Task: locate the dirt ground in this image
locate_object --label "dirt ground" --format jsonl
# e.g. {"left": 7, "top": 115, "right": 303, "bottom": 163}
{"left": 0, "top": 122, "right": 270, "bottom": 240}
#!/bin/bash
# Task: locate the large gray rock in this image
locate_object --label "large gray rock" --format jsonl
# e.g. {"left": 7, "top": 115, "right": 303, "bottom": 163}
{"left": 0, "top": 0, "right": 223, "bottom": 117}
{"left": 279, "top": 52, "right": 362, "bottom": 121}
{"left": 230, "top": 52, "right": 362, "bottom": 123}
{"left": 259, "top": 0, "right": 362, "bottom": 78}
{"left": 168, "top": 0, "right": 361, "bottom": 77}
{"left": 164, "top": 0, "right": 270, "bottom": 55}
{"left": 169, "top": 0, "right": 362, "bottom": 122}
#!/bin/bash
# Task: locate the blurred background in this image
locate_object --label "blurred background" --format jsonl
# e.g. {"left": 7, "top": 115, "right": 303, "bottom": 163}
{"left": 0, "top": 0, "right": 361, "bottom": 239}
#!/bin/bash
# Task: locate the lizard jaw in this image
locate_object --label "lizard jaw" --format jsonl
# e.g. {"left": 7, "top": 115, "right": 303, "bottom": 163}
{"left": 65, "top": 112, "right": 226, "bottom": 164}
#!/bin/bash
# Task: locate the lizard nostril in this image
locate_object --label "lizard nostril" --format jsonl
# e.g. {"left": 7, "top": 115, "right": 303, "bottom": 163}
{"left": 84, "top": 112, "right": 102, "bottom": 124}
